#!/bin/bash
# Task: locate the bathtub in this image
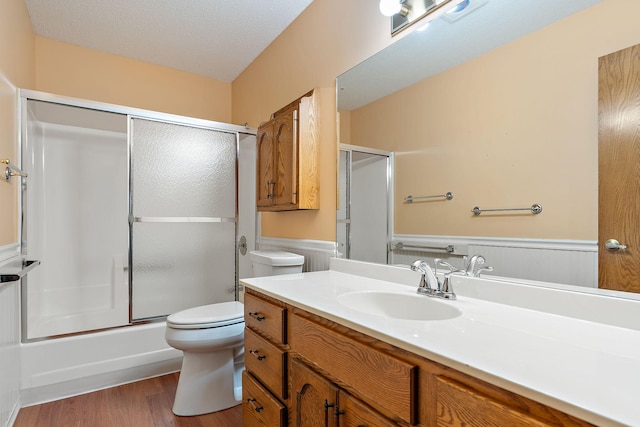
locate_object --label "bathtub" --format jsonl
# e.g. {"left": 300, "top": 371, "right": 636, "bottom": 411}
{"left": 20, "top": 321, "right": 182, "bottom": 406}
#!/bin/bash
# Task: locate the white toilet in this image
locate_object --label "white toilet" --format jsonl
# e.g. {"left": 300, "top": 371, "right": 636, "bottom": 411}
{"left": 250, "top": 250, "right": 305, "bottom": 277}
{"left": 165, "top": 250, "right": 304, "bottom": 416}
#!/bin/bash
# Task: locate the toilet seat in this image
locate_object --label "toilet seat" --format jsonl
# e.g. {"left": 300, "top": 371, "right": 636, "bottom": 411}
{"left": 167, "top": 301, "right": 244, "bottom": 329}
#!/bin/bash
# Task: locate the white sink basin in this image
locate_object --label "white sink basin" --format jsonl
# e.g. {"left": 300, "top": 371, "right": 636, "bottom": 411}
{"left": 337, "top": 291, "right": 461, "bottom": 321}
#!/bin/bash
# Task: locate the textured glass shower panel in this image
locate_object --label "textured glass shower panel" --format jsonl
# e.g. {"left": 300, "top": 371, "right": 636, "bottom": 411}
{"left": 129, "top": 118, "right": 237, "bottom": 320}
{"left": 131, "top": 118, "right": 236, "bottom": 218}
{"left": 131, "top": 222, "right": 235, "bottom": 319}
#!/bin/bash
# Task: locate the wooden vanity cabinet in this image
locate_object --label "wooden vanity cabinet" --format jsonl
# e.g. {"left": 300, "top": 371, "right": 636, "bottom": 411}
{"left": 289, "top": 311, "right": 415, "bottom": 425}
{"left": 243, "top": 289, "right": 594, "bottom": 427}
{"left": 243, "top": 291, "right": 289, "bottom": 426}
{"left": 290, "top": 358, "right": 398, "bottom": 427}
{"left": 256, "top": 90, "right": 319, "bottom": 211}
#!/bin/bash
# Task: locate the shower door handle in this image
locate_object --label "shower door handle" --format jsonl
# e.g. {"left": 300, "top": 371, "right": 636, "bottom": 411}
{"left": 238, "top": 235, "right": 248, "bottom": 256}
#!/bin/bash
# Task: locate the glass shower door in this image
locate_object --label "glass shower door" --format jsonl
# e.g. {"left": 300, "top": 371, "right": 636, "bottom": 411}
{"left": 130, "top": 118, "right": 237, "bottom": 320}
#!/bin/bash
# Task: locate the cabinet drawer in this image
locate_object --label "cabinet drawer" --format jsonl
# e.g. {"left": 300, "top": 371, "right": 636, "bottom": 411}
{"left": 290, "top": 313, "right": 416, "bottom": 425}
{"left": 242, "top": 371, "right": 287, "bottom": 427}
{"left": 245, "top": 327, "right": 287, "bottom": 400}
{"left": 244, "top": 292, "right": 287, "bottom": 344}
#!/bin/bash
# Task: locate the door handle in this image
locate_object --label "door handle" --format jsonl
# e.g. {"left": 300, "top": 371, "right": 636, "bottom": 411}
{"left": 605, "top": 239, "right": 627, "bottom": 251}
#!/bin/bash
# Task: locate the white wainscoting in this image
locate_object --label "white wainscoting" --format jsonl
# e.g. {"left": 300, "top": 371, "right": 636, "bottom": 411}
{"left": 0, "top": 244, "right": 22, "bottom": 427}
{"left": 391, "top": 235, "right": 598, "bottom": 288}
{"left": 257, "top": 238, "right": 337, "bottom": 272}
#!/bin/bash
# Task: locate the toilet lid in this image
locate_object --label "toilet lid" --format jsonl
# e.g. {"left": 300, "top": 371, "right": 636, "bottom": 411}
{"left": 166, "top": 301, "right": 244, "bottom": 329}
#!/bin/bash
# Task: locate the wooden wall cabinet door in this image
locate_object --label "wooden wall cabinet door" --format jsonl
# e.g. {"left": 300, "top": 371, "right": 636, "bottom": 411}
{"left": 256, "top": 90, "right": 319, "bottom": 211}
{"left": 256, "top": 122, "right": 275, "bottom": 209}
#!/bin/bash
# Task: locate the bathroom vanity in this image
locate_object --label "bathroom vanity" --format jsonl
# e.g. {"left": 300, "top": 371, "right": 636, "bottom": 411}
{"left": 240, "top": 259, "right": 640, "bottom": 426}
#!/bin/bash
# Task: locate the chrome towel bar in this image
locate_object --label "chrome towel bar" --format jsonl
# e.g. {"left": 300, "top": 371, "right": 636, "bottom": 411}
{"left": 0, "top": 260, "right": 40, "bottom": 283}
{"left": 405, "top": 192, "right": 453, "bottom": 203}
{"left": 472, "top": 203, "right": 543, "bottom": 216}
{"left": 1, "top": 159, "right": 28, "bottom": 182}
{"left": 392, "top": 242, "right": 455, "bottom": 253}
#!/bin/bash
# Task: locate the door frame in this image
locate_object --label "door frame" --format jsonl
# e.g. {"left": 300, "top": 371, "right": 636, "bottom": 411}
{"left": 338, "top": 144, "right": 394, "bottom": 264}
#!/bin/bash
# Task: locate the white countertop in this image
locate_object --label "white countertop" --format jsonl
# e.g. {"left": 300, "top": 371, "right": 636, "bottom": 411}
{"left": 241, "top": 259, "right": 640, "bottom": 427}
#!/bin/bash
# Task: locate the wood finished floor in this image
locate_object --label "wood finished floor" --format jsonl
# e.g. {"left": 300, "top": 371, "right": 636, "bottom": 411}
{"left": 14, "top": 373, "right": 243, "bottom": 427}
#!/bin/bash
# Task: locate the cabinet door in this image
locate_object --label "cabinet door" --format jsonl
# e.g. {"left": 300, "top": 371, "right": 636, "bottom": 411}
{"left": 273, "top": 107, "right": 298, "bottom": 208}
{"left": 257, "top": 121, "right": 275, "bottom": 208}
{"left": 337, "top": 392, "right": 399, "bottom": 427}
{"left": 291, "top": 358, "right": 338, "bottom": 427}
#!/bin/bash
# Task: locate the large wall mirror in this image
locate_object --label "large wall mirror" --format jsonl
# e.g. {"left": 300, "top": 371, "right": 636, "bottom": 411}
{"left": 337, "top": 0, "right": 640, "bottom": 297}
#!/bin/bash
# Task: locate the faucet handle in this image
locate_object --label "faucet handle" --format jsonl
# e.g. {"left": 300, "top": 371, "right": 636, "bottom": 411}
{"left": 436, "top": 259, "right": 465, "bottom": 274}
{"left": 475, "top": 266, "right": 493, "bottom": 277}
{"left": 465, "top": 254, "right": 488, "bottom": 277}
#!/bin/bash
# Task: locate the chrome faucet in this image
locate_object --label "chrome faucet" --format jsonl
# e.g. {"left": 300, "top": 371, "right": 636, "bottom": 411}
{"left": 434, "top": 259, "right": 464, "bottom": 300}
{"left": 464, "top": 255, "right": 493, "bottom": 277}
{"left": 410, "top": 259, "right": 439, "bottom": 294}
{"left": 410, "top": 259, "right": 458, "bottom": 300}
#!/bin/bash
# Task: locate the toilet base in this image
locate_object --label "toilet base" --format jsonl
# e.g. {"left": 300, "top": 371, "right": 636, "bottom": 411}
{"left": 172, "top": 349, "right": 243, "bottom": 416}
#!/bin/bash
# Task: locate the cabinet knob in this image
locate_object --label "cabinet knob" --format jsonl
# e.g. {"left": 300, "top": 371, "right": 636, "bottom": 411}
{"left": 249, "top": 312, "right": 265, "bottom": 321}
{"left": 249, "top": 349, "right": 266, "bottom": 361}
{"left": 247, "top": 398, "right": 264, "bottom": 413}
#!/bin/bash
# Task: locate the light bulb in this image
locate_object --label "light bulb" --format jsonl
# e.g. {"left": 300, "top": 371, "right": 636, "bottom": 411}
{"left": 448, "top": 0, "right": 470, "bottom": 13}
{"left": 379, "top": 0, "right": 402, "bottom": 16}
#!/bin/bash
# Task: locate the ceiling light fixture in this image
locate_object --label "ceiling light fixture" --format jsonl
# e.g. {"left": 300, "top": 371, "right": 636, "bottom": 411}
{"left": 382, "top": 0, "right": 468, "bottom": 35}
{"left": 379, "top": 0, "right": 409, "bottom": 18}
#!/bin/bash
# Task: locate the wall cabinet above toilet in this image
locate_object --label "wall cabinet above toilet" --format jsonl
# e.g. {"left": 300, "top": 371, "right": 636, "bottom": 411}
{"left": 256, "top": 90, "right": 320, "bottom": 212}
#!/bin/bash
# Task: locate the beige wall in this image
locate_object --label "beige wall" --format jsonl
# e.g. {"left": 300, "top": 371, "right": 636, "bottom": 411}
{"left": 4, "top": 0, "right": 630, "bottom": 245}
{"left": 0, "top": 0, "right": 35, "bottom": 246}
{"left": 232, "top": 0, "right": 396, "bottom": 242}
{"left": 35, "top": 37, "right": 232, "bottom": 122}
{"left": 348, "top": 0, "right": 639, "bottom": 241}
{"left": 0, "top": 17, "right": 233, "bottom": 246}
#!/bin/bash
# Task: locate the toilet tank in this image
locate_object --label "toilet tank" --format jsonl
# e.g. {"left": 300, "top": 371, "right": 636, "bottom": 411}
{"left": 249, "top": 250, "right": 304, "bottom": 277}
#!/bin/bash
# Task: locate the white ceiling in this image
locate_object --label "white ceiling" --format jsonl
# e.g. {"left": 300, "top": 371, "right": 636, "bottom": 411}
{"left": 23, "top": 0, "right": 314, "bottom": 82}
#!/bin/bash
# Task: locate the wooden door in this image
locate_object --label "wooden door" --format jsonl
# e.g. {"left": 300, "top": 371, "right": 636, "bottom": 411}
{"left": 291, "top": 358, "right": 338, "bottom": 427}
{"left": 257, "top": 121, "right": 275, "bottom": 208}
{"left": 598, "top": 43, "right": 640, "bottom": 292}
{"left": 273, "top": 106, "right": 298, "bottom": 208}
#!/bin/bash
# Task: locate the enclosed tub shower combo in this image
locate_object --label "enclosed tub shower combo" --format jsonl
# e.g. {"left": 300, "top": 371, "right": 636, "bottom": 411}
{"left": 18, "top": 90, "right": 257, "bottom": 405}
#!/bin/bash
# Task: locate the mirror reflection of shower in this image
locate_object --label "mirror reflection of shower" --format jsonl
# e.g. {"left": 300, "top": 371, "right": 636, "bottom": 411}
{"left": 20, "top": 93, "right": 254, "bottom": 341}
{"left": 337, "top": 145, "right": 393, "bottom": 264}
